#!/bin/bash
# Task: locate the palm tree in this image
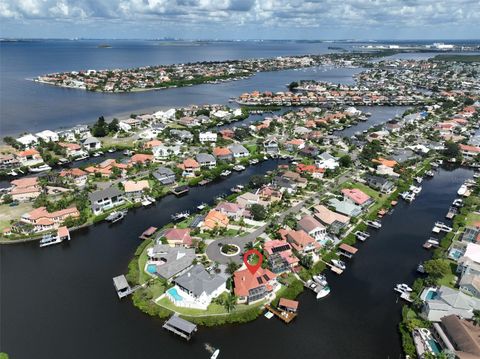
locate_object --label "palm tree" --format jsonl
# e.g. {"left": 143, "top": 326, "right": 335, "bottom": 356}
{"left": 473, "top": 310, "right": 480, "bottom": 326}
{"left": 223, "top": 294, "right": 238, "bottom": 313}
{"left": 244, "top": 241, "right": 254, "bottom": 251}
{"left": 226, "top": 261, "right": 240, "bottom": 275}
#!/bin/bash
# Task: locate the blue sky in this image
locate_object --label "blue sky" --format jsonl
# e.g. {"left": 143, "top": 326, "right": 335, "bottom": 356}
{"left": 1, "top": 0, "right": 479, "bottom": 40}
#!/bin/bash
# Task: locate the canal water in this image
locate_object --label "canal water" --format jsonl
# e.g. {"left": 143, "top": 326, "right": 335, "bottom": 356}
{"left": 0, "top": 162, "right": 473, "bottom": 358}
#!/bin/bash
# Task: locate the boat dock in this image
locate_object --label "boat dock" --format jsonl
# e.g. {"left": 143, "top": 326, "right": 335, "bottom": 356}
{"left": 264, "top": 303, "right": 297, "bottom": 324}
{"left": 320, "top": 260, "right": 344, "bottom": 275}
{"left": 163, "top": 314, "right": 197, "bottom": 340}
{"left": 139, "top": 226, "right": 157, "bottom": 240}
{"left": 393, "top": 288, "right": 414, "bottom": 303}
{"left": 338, "top": 243, "right": 358, "bottom": 259}
{"left": 171, "top": 185, "right": 190, "bottom": 196}
{"left": 445, "top": 206, "right": 458, "bottom": 219}
{"left": 432, "top": 222, "right": 452, "bottom": 233}
{"left": 113, "top": 275, "right": 133, "bottom": 299}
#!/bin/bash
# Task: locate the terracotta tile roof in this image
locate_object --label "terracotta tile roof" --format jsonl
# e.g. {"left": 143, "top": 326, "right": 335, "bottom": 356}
{"left": 372, "top": 157, "right": 398, "bottom": 168}
{"left": 203, "top": 210, "right": 229, "bottom": 230}
{"left": 341, "top": 188, "right": 371, "bottom": 205}
{"left": 213, "top": 147, "right": 232, "bottom": 156}
{"left": 18, "top": 149, "right": 40, "bottom": 157}
{"left": 123, "top": 180, "right": 150, "bottom": 193}
{"left": 233, "top": 267, "right": 277, "bottom": 297}
{"left": 164, "top": 228, "right": 193, "bottom": 246}
{"left": 130, "top": 154, "right": 154, "bottom": 163}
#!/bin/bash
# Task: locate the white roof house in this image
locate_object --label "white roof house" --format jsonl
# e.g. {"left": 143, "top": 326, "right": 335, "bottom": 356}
{"left": 35, "top": 130, "right": 59, "bottom": 143}
{"left": 17, "top": 134, "right": 38, "bottom": 147}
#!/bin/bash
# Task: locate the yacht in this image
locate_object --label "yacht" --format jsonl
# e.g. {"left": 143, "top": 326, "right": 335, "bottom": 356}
{"left": 107, "top": 148, "right": 116, "bottom": 153}
{"left": 355, "top": 231, "right": 370, "bottom": 241}
{"left": 425, "top": 170, "right": 434, "bottom": 177}
{"left": 233, "top": 165, "right": 245, "bottom": 171}
{"left": 457, "top": 184, "right": 468, "bottom": 196}
{"left": 211, "top": 349, "right": 220, "bottom": 359}
{"left": 106, "top": 210, "right": 127, "bottom": 223}
{"left": 409, "top": 185, "right": 422, "bottom": 194}
{"left": 171, "top": 211, "right": 190, "bottom": 221}
{"left": 331, "top": 259, "right": 346, "bottom": 271}
{"left": 366, "top": 220, "right": 382, "bottom": 229}
{"left": 29, "top": 164, "right": 52, "bottom": 173}
{"left": 316, "top": 285, "right": 331, "bottom": 299}
{"left": 313, "top": 274, "right": 328, "bottom": 286}
{"left": 220, "top": 170, "right": 232, "bottom": 177}
{"left": 452, "top": 198, "right": 464, "bottom": 207}
{"left": 415, "top": 177, "right": 423, "bottom": 183}
{"left": 395, "top": 283, "right": 413, "bottom": 292}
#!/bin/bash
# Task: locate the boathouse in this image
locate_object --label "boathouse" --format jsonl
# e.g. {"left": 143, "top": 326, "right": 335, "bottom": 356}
{"left": 163, "top": 315, "right": 197, "bottom": 340}
{"left": 339, "top": 243, "right": 358, "bottom": 259}
{"left": 278, "top": 298, "right": 299, "bottom": 313}
{"left": 113, "top": 275, "right": 131, "bottom": 299}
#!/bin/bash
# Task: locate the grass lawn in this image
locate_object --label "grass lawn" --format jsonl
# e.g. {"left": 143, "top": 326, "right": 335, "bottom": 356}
{"left": 0, "top": 202, "right": 34, "bottom": 233}
{"left": 466, "top": 212, "right": 480, "bottom": 226}
{"left": 138, "top": 242, "right": 154, "bottom": 284}
{"left": 101, "top": 135, "right": 136, "bottom": 148}
{"left": 437, "top": 260, "right": 458, "bottom": 288}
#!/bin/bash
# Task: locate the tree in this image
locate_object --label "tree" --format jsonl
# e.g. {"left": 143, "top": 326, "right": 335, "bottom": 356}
{"left": 339, "top": 154, "right": 352, "bottom": 167}
{"left": 424, "top": 259, "right": 450, "bottom": 283}
{"left": 226, "top": 261, "right": 240, "bottom": 275}
{"left": 300, "top": 254, "right": 313, "bottom": 269}
{"left": 92, "top": 116, "right": 108, "bottom": 137}
{"left": 244, "top": 241, "right": 254, "bottom": 251}
{"left": 250, "top": 204, "right": 267, "bottom": 221}
{"left": 108, "top": 118, "right": 119, "bottom": 133}
{"left": 443, "top": 140, "right": 461, "bottom": 159}
{"left": 288, "top": 81, "right": 299, "bottom": 91}
{"left": 223, "top": 293, "right": 237, "bottom": 313}
{"left": 248, "top": 175, "right": 268, "bottom": 188}
{"left": 473, "top": 310, "right": 480, "bottom": 326}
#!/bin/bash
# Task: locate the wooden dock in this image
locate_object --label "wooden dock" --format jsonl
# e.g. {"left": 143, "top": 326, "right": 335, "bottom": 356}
{"left": 264, "top": 304, "right": 297, "bottom": 324}
{"left": 320, "top": 260, "right": 344, "bottom": 275}
{"left": 171, "top": 185, "right": 190, "bottom": 196}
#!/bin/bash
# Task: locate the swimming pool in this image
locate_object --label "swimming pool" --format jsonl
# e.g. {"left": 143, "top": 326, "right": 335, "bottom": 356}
{"left": 449, "top": 248, "right": 464, "bottom": 260}
{"left": 167, "top": 287, "right": 184, "bottom": 302}
{"left": 146, "top": 264, "right": 157, "bottom": 274}
{"left": 428, "top": 339, "right": 441, "bottom": 354}
{"left": 425, "top": 289, "right": 438, "bottom": 300}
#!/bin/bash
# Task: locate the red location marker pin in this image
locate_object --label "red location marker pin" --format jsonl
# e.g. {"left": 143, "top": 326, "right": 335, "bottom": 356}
{"left": 243, "top": 249, "right": 263, "bottom": 274}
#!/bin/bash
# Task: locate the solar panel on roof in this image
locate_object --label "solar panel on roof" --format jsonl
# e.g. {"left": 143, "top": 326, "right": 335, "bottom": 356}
{"left": 263, "top": 274, "right": 269, "bottom": 281}
{"left": 257, "top": 277, "right": 263, "bottom": 285}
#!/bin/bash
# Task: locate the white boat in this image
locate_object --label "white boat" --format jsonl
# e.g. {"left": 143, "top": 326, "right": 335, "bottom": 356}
{"left": 211, "top": 349, "right": 220, "bottom": 359}
{"left": 395, "top": 283, "right": 413, "bottom": 292}
{"left": 220, "top": 170, "right": 232, "bottom": 177}
{"left": 107, "top": 148, "right": 116, "bottom": 153}
{"left": 425, "top": 170, "right": 434, "bottom": 177}
{"left": 400, "top": 191, "right": 415, "bottom": 202}
{"left": 427, "top": 238, "right": 440, "bottom": 246}
{"left": 355, "top": 231, "right": 370, "bottom": 241}
{"left": 58, "top": 157, "right": 70, "bottom": 164}
{"left": 197, "top": 203, "right": 207, "bottom": 210}
{"left": 313, "top": 274, "right": 328, "bottom": 286}
{"left": 74, "top": 154, "right": 89, "bottom": 161}
{"left": 123, "top": 149, "right": 134, "bottom": 156}
{"left": 331, "top": 259, "right": 346, "bottom": 271}
{"left": 415, "top": 177, "right": 423, "bottom": 183}
{"left": 39, "top": 233, "right": 63, "bottom": 248}
{"left": 249, "top": 159, "right": 259, "bottom": 165}
{"left": 233, "top": 165, "right": 246, "bottom": 171}
{"left": 417, "top": 264, "right": 425, "bottom": 273}
{"left": 171, "top": 211, "right": 190, "bottom": 221}
{"left": 316, "top": 285, "right": 331, "bottom": 299}
{"left": 366, "top": 220, "right": 382, "bottom": 229}
{"left": 453, "top": 198, "right": 464, "bottom": 207}
{"left": 106, "top": 210, "right": 127, "bottom": 223}
{"left": 433, "top": 222, "right": 452, "bottom": 233}
{"left": 7, "top": 170, "right": 18, "bottom": 176}
{"left": 29, "top": 164, "right": 52, "bottom": 173}
{"left": 409, "top": 185, "right": 422, "bottom": 194}
{"left": 92, "top": 152, "right": 101, "bottom": 157}
{"left": 457, "top": 184, "right": 468, "bottom": 196}
{"left": 141, "top": 199, "right": 153, "bottom": 207}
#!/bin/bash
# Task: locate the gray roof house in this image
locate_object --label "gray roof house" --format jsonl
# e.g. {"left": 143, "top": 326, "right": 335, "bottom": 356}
{"left": 365, "top": 175, "right": 396, "bottom": 194}
{"left": 328, "top": 198, "right": 362, "bottom": 217}
{"left": 88, "top": 186, "right": 125, "bottom": 215}
{"left": 228, "top": 144, "right": 249, "bottom": 158}
{"left": 174, "top": 265, "right": 227, "bottom": 300}
{"left": 459, "top": 273, "right": 480, "bottom": 299}
{"left": 195, "top": 153, "right": 217, "bottom": 168}
{"left": 421, "top": 285, "right": 480, "bottom": 322}
{"left": 153, "top": 167, "right": 176, "bottom": 185}
{"left": 263, "top": 138, "right": 279, "bottom": 154}
{"left": 82, "top": 137, "right": 101, "bottom": 150}
{"left": 170, "top": 129, "right": 193, "bottom": 142}
{"left": 148, "top": 244, "right": 196, "bottom": 281}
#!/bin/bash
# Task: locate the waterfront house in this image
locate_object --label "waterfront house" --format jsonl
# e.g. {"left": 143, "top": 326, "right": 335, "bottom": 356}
{"left": 460, "top": 144, "right": 480, "bottom": 160}
{"left": 462, "top": 227, "right": 480, "bottom": 243}
{"left": 376, "top": 164, "right": 400, "bottom": 178}
{"left": 152, "top": 144, "right": 181, "bottom": 160}
{"left": 373, "top": 157, "right": 398, "bottom": 168}
{"left": 228, "top": 144, "right": 249, "bottom": 159}
{"left": 170, "top": 129, "right": 194, "bottom": 142}
{"left": 316, "top": 152, "right": 339, "bottom": 170}
{"left": 313, "top": 204, "right": 350, "bottom": 234}
{"left": 199, "top": 131, "right": 217, "bottom": 143}
{"left": 236, "top": 192, "right": 265, "bottom": 208}
{"left": 328, "top": 198, "right": 362, "bottom": 217}
{"left": 59, "top": 168, "right": 88, "bottom": 187}
{"left": 82, "top": 137, "right": 101, "bottom": 150}
{"left": 263, "top": 239, "right": 299, "bottom": 273}
{"left": 35, "top": 130, "right": 59, "bottom": 143}
{"left": 365, "top": 175, "right": 395, "bottom": 194}
{"left": 0, "top": 154, "right": 19, "bottom": 169}
{"left": 233, "top": 267, "right": 278, "bottom": 305}
{"left": 341, "top": 188, "right": 373, "bottom": 208}
{"left": 163, "top": 228, "right": 194, "bottom": 247}
{"left": 433, "top": 315, "right": 480, "bottom": 358}
{"left": 213, "top": 147, "right": 233, "bottom": 161}
{"left": 459, "top": 272, "right": 480, "bottom": 299}
{"left": 179, "top": 158, "right": 200, "bottom": 177}
{"left": 130, "top": 154, "right": 154, "bottom": 165}
{"left": 457, "top": 243, "right": 480, "bottom": 276}
{"left": 144, "top": 139, "right": 163, "bottom": 149}
{"left": 169, "top": 265, "right": 227, "bottom": 310}
{"left": 195, "top": 153, "right": 216, "bottom": 169}
{"left": 279, "top": 229, "right": 320, "bottom": 254}
{"left": 17, "top": 149, "right": 43, "bottom": 166}
{"left": 10, "top": 177, "right": 42, "bottom": 201}
{"left": 263, "top": 138, "right": 279, "bottom": 154}
{"left": 17, "top": 134, "right": 38, "bottom": 147}
{"left": 284, "top": 139, "right": 305, "bottom": 151}
{"left": 147, "top": 244, "right": 196, "bottom": 281}
{"left": 153, "top": 167, "right": 176, "bottom": 185}
{"left": 88, "top": 187, "right": 125, "bottom": 215}
{"left": 215, "top": 202, "right": 245, "bottom": 221}
{"left": 58, "top": 142, "right": 84, "bottom": 158}
{"left": 256, "top": 185, "right": 282, "bottom": 204}
{"left": 296, "top": 164, "right": 325, "bottom": 179}
{"left": 421, "top": 286, "right": 480, "bottom": 322}
{"left": 297, "top": 215, "right": 327, "bottom": 243}
{"left": 201, "top": 210, "right": 229, "bottom": 231}
{"left": 72, "top": 125, "right": 91, "bottom": 138}
{"left": 123, "top": 180, "right": 150, "bottom": 200}
{"left": 21, "top": 206, "right": 80, "bottom": 232}
{"left": 219, "top": 129, "right": 235, "bottom": 140}
{"left": 119, "top": 118, "right": 142, "bottom": 131}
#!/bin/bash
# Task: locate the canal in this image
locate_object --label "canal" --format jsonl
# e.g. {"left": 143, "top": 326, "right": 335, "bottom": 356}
{"left": 0, "top": 162, "right": 473, "bottom": 358}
